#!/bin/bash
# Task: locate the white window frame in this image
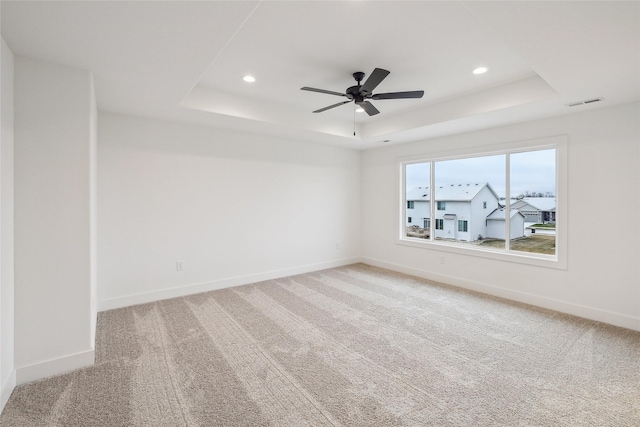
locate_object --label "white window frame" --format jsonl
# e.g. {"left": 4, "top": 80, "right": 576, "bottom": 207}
{"left": 398, "top": 135, "right": 567, "bottom": 270}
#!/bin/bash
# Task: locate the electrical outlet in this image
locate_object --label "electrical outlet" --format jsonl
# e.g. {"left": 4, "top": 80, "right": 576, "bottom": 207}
{"left": 440, "top": 256, "right": 445, "bottom": 265}
{"left": 176, "top": 260, "right": 184, "bottom": 271}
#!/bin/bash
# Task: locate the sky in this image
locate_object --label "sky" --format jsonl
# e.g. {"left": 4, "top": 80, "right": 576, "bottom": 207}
{"left": 405, "top": 149, "right": 556, "bottom": 198}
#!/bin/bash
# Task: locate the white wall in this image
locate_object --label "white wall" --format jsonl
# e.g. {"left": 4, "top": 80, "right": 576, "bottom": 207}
{"left": 98, "top": 113, "right": 361, "bottom": 309}
{"left": 362, "top": 103, "right": 640, "bottom": 331}
{"left": 14, "top": 56, "right": 96, "bottom": 383}
{"left": 0, "top": 35, "right": 16, "bottom": 412}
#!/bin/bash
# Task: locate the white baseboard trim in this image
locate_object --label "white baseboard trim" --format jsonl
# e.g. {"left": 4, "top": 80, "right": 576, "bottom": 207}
{"left": 362, "top": 257, "right": 640, "bottom": 332}
{"left": 1, "top": 369, "right": 16, "bottom": 413}
{"left": 16, "top": 349, "right": 95, "bottom": 386}
{"left": 98, "top": 257, "right": 363, "bottom": 311}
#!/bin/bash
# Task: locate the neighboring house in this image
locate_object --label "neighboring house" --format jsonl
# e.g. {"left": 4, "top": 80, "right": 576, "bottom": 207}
{"left": 510, "top": 197, "right": 556, "bottom": 223}
{"left": 486, "top": 208, "right": 526, "bottom": 240}
{"left": 406, "top": 183, "right": 501, "bottom": 241}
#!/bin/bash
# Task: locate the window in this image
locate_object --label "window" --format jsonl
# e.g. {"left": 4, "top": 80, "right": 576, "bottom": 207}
{"left": 405, "top": 162, "right": 430, "bottom": 235}
{"left": 433, "top": 154, "right": 505, "bottom": 246}
{"left": 401, "top": 137, "right": 564, "bottom": 268}
{"left": 509, "top": 149, "right": 557, "bottom": 255}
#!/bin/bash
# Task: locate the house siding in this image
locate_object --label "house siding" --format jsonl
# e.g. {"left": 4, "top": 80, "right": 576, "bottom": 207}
{"left": 406, "top": 183, "right": 501, "bottom": 242}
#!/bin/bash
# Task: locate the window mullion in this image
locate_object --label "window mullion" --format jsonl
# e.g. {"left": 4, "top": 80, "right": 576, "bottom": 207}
{"left": 505, "top": 153, "right": 511, "bottom": 251}
{"left": 430, "top": 160, "right": 435, "bottom": 241}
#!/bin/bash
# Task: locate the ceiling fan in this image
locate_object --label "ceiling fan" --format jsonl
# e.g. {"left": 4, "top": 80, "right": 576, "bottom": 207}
{"left": 301, "top": 68, "right": 424, "bottom": 116}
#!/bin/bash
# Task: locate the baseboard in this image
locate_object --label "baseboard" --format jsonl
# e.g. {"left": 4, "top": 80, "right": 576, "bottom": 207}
{"left": 98, "top": 257, "right": 363, "bottom": 311}
{"left": 362, "top": 257, "right": 640, "bottom": 332}
{"left": 1, "top": 369, "right": 16, "bottom": 413}
{"left": 16, "top": 349, "right": 95, "bottom": 386}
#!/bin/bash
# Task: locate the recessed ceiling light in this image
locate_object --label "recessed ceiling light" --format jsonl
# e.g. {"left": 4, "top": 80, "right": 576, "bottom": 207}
{"left": 472, "top": 66, "right": 488, "bottom": 75}
{"left": 243, "top": 75, "right": 256, "bottom": 83}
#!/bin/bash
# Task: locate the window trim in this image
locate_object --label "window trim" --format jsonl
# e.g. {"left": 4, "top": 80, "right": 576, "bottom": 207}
{"left": 398, "top": 135, "right": 567, "bottom": 270}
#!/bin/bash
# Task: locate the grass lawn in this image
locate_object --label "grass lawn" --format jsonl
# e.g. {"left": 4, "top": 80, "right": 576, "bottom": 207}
{"left": 481, "top": 234, "right": 556, "bottom": 255}
{"left": 530, "top": 223, "right": 556, "bottom": 229}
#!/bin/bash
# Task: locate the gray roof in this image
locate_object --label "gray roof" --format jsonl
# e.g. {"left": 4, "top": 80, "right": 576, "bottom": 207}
{"left": 510, "top": 197, "right": 556, "bottom": 211}
{"left": 407, "top": 183, "right": 498, "bottom": 202}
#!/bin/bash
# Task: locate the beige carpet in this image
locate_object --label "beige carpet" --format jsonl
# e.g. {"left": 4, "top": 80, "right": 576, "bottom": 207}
{"left": 2, "top": 263, "right": 639, "bottom": 426}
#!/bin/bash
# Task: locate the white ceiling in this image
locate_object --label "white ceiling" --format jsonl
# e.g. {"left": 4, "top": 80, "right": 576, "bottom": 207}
{"left": 2, "top": 1, "right": 639, "bottom": 149}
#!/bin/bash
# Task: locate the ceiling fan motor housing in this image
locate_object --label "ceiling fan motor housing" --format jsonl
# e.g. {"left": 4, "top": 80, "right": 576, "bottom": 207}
{"left": 346, "top": 85, "right": 365, "bottom": 103}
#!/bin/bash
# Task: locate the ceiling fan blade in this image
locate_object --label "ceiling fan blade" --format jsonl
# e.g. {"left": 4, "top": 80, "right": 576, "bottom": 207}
{"left": 360, "top": 68, "right": 390, "bottom": 94}
{"left": 301, "top": 87, "right": 347, "bottom": 97}
{"left": 313, "top": 100, "right": 352, "bottom": 113}
{"left": 372, "top": 90, "right": 424, "bottom": 100}
{"left": 358, "top": 101, "right": 380, "bottom": 116}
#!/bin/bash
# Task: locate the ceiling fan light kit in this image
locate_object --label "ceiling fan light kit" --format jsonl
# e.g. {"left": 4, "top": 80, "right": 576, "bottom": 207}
{"left": 301, "top": 68, "right": 424, "bottom": 116}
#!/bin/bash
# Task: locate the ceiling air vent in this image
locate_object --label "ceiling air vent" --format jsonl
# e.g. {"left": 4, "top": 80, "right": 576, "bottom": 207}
{"left": 566, "top": 97, "right": 604, "bottom": 107}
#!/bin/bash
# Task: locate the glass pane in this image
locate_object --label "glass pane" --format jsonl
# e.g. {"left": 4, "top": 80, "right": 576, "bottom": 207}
{"left": 434, "top": 155, "right": 506, "bottom": 249}
{"left": 509, "top": 149, "right": 556, "bottom": 255}
{"left": 405, "top": 162, "right": 431, "bottom": 239}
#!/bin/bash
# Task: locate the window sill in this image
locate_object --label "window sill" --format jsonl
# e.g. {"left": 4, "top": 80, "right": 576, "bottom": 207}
{"left": 397, "top": 236, "right": 566, "bottom": 270}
